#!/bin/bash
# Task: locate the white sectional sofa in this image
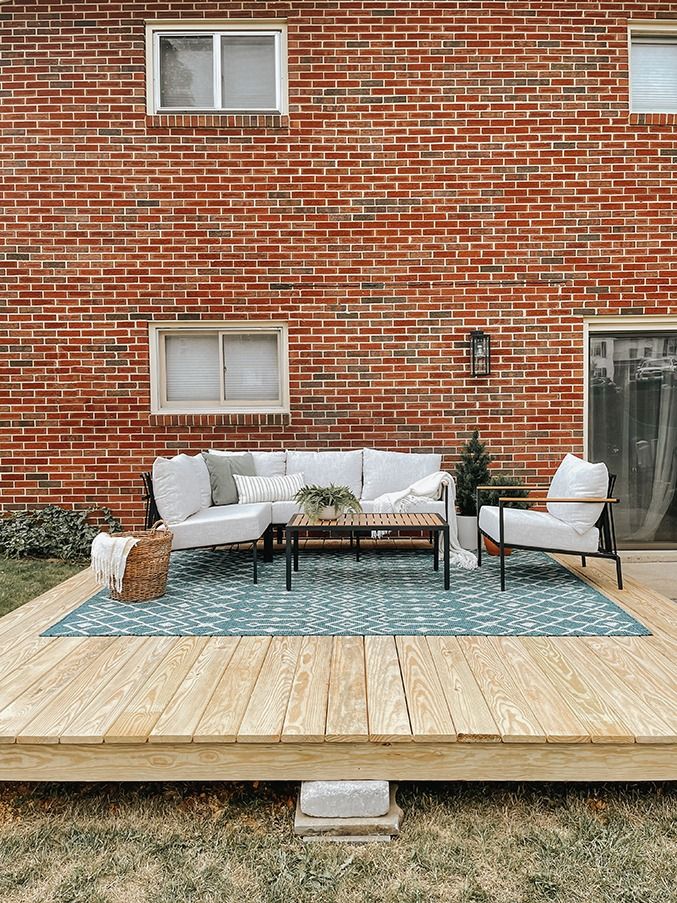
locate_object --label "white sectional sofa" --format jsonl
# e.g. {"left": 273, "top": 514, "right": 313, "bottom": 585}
{"left": 142, "top": 449, "right": 449, "bottom": 562}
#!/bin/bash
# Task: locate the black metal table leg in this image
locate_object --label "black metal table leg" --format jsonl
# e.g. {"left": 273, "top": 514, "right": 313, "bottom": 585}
{"left": 285, "top": 527, "right": 292, "bottom": 591}
{"left": 355, "top": 531, "right": 360, "bottom": 562}
{"left": 293, "top": 530, "right": 299, "bottom": 571}
{"left": 433, "top": 530, "right": 439, "bottom": 570}
{"left": 443, "top": 525, "right": 450, "bottom": 590}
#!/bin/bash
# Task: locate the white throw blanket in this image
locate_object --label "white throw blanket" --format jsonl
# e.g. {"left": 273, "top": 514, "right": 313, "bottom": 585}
{"left": 91, "top": 532, "right": 139, "bottom": 593}
{"left": 371, "top": 471, "right": 477, "bottom": 570}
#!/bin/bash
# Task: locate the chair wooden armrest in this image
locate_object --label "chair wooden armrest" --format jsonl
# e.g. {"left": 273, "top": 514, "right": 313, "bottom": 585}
{"left": 498, "top": 496, "right": 618, "bottom": 504}
{"left": 476, "top": 484, "right": 550, "bottom": 491}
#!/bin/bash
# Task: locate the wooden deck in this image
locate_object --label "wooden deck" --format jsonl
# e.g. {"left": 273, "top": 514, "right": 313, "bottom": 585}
{"left": 0, "top": 551, "right": 675, "bottom": 782}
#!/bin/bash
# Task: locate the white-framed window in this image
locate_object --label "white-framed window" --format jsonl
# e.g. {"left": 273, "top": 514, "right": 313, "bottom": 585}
{"left": 629, "top": 22, "right": 677, "bottom": 113}
{"left": 149, "top": 322, "right": 290, "bottom": 414}
{"left": 145, "top": 20, "right": 288, "bottom": 114}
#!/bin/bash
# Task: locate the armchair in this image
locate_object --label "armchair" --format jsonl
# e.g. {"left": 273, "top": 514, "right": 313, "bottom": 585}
{"left": 475, "top": 454, "right": 623, "bottom": 592}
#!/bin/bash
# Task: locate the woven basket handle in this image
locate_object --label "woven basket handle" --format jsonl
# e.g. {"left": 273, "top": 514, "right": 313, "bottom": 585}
{"left": 149, "top": 519, "right": 169, "bottom": 533}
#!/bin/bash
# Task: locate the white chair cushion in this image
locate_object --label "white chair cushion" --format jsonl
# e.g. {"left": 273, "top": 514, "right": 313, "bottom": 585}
{"left": 152, "top": 455, "right": 203, "bottom": 525}
{"left": 547, "top": 454, "right": 609, "bottom": 534}
{"left": 479, "top": 505, "right": 600, "bottom": 554}
{"left": 169, "top": 503, "right": 272, "bottom": 551}
{"left": 233, "top": 472, "right": 305, "bottom": 504}
{"left": 361, "top": 448, "right": 441, "bottom": 500}
{"left": 208, "top": 450, "right": 286, "bottom": 477}
{"left": 286, "top": 450, "right": 363, "bottom": 498}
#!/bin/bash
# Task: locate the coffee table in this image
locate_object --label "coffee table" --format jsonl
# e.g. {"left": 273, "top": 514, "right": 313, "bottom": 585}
{"left": 285, "top": 512, "right": 450, "bottom": 591}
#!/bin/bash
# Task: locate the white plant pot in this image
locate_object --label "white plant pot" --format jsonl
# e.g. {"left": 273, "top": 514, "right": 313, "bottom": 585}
{"left": 456, "top": 514, "right": 478, "bottom": 551}
{"left": 318, "top": 505, "right": 340, "bottom": 521}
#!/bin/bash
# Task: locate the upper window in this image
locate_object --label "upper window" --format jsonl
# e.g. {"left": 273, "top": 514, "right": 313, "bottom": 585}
{"left": 630, "top": 24, "right": 677, "bottom": 113}
{"left": 150, "top": 323, "right": 289, "bottom": 414}
{"left": 146, "top": 21, "right": 287, "bottom": 114}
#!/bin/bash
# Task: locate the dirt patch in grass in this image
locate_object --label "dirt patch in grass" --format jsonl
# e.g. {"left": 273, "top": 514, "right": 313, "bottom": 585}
{"left": 0, "top": 558, "right": 82, "bottom": 618}
{"left": 0, "top": 782, "right": 674, "bottom": 903}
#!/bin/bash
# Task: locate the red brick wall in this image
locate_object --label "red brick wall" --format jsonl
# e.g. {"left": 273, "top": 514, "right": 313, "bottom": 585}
{"left": 2, "top": 1, "right": 676, "bottom": 526}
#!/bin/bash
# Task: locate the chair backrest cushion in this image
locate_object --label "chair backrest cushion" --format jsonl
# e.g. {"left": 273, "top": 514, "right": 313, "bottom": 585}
{"left": 207, "top": 449, "right": 286, "bottom": 477}
{"left": 152, "top": 454, "right": 204, "bottom": 525}
{"left": 546, "top": 454, "right": 609, "bottom": 534}
{"left": 361, "top": 448, "right": 442, "bottom": 500}
{"left": 286, "top": 450, "right": 363, "bottom": 498}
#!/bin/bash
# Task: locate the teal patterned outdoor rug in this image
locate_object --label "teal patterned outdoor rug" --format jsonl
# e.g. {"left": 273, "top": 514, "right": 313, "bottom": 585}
{"left": 43, "top": 548, "right": 649, "bottom": 637}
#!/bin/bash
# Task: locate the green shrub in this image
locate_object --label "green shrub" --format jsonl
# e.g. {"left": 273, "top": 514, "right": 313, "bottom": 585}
{"left": 454, "top": 430, "right": 492, "bottom": 516}
{"left": 0, "top": 506, "right": 121, "bottom": 562}
{"left": 479, "top": 472, "right": 533, "bottom": 509}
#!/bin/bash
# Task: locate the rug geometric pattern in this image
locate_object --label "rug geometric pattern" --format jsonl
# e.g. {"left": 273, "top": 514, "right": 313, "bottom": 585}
{"left": 43, "top": 548, "right": 649, "bottom": 638}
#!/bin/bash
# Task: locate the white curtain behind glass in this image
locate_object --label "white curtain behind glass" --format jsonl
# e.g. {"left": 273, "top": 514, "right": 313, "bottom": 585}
{"left": 221, "top": 35, "right": 277, "bottom": 109}
{"left": 160, "top": 36, "right": 214, "bottom": 108}
{"left": 165, "top": 335, "right": 221, "bottom": 401}
{"left": 223, "top": 333, "right": 280, "bottom": 401}
{"left": 631, "top": 40, "right": 677, "bottom": 113}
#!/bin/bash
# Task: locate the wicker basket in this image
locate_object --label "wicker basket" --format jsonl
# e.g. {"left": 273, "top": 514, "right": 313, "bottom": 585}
{"left": 109, "top": 520, "right": 173, "bottom": 603}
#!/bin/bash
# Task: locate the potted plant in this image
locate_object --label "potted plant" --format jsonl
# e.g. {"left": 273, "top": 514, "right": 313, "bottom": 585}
{"left": 479, "top": 472, "right": 532, "bottom": 556}
{"left": 293, "top": 484, "right": 362, "bottom": 523}
{"left": 454, "top": 431, "right": 491, "bottom": 551}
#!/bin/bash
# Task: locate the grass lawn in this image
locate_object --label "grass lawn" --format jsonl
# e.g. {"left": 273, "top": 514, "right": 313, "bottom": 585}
{"left": 0, "top": 781, "right": 674, "bottom": 903}
{"left": 0, "top": 557, "right": 83, "bottom": 618}
{"left": 0, "top": 559, "right": 675, "bottom": 902}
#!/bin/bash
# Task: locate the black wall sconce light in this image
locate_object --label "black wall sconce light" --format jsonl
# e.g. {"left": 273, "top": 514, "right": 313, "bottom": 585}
{"left": 469, "top": 330, "right": 491, "bottom": 377}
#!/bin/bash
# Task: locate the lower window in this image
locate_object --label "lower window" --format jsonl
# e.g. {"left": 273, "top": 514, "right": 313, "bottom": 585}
{"left": 150, "top": 323, "right": 289, "bottom": 414}
{"left": 588, "top": 326, "right": 677, "bottom": 548}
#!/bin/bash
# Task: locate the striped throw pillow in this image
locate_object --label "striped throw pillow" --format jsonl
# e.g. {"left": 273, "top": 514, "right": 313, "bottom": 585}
{"left": 232, "top": 472, "right": 305, "bottom": 504}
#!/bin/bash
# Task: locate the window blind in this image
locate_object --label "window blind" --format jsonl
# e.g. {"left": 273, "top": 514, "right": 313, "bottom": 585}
{"left": 221, "top": 34, "right": 277, "bottom": 109}
{"left": 165, "top": 334, "right": 221, "bottom": 401}
{"left": 631, "top": 38, "right": 677, "bottom": 113}
{"left": 159, "top": 35, "right": 214, "bottom": 108}
{"left": 223, "top": 333, "right": 280, "bottom": 401}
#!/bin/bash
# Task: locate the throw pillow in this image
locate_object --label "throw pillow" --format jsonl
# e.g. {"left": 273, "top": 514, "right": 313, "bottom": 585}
{"left": 203, "top": 452, "right": 256, "bottom": 506}
{"left": 232, "top": 472, "right": 305, "bottom": 504}
{"left": 546, "top": 454, "right": 609, "bottom": 534}
{"left": 152, "top": 455, "right": 202, "bottom": 524}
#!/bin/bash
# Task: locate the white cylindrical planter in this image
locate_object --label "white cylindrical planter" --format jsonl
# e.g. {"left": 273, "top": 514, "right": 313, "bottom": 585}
{"left": 456, "top": 514, "right": 478, "bottom": 551}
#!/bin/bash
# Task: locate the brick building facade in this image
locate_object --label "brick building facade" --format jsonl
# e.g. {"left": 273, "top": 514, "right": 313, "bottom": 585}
{"left": 2, "top": 1, "right": 676, "bottom": 531}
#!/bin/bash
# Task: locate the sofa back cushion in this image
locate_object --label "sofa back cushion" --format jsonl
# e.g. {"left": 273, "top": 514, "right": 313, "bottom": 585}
{"left": 361, "top": 448, "right": 442, "bottom": 500}
{"left": 152, "top": 455, "right": 203, "bottom": 524}
{"left": 203, "top": 452, "right": 256, "bottom": 506}
{"left": 546, "top": 454, "right": 609, "bottom": 534}
{"left": 286, "top": 450, "right": 363, "bottom": 498}
{"left": 233, "top": 472, "right": 305, "bottom": 504}
{"left": 208, "top": 449, "right": 286, "bottom": 477}
{"left": 187, "top": 453, "right": 213, "bottom": 509}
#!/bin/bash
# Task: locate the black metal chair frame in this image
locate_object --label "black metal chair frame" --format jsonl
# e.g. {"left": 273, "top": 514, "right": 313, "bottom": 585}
{"left": 476, "top": 474, "right": 623, "bottom": 592}
{"left": 141, "top": 472, "right": 273, "bottom": 584}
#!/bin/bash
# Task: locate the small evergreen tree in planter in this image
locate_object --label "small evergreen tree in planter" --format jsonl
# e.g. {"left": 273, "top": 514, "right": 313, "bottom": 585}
{"left": 454, "top": 431, "right": 492, "bottom": 550}
{"left": 293, "top": 484, "right": 362, "bottom": 523}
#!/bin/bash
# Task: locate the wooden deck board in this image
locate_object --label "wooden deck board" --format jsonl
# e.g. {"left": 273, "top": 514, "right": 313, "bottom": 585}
{"left": 0, "top": 554, "right": 675, "bottom": 780}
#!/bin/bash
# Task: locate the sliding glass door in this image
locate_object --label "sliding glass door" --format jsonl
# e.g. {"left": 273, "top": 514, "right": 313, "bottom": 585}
{"left": 588, "top": 328, "right": 677, "bottom": 548}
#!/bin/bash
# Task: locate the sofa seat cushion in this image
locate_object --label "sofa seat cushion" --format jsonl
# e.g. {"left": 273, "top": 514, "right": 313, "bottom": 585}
{"left": 479, "top": 505, "right": 600, "bottom": 554}
{"left": 361, "top": 448, "right": 442, "bottom": 500}
{"left": 286, "top": 450, "right": 363, "bottom": 498}
{"left": 271, "top": 501, "right": 302, "bottom": 523}
{"left": 360, "top": 499, "right": 446, "bottom": 517}
{"left": 546, "top": 454, "right": 609, "bottom": 534}
{"left": 152, "top": 455, "right": 203, "bottom": 525}
{"left": 169, "top": 503, "right": 272, "bottom": 551}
